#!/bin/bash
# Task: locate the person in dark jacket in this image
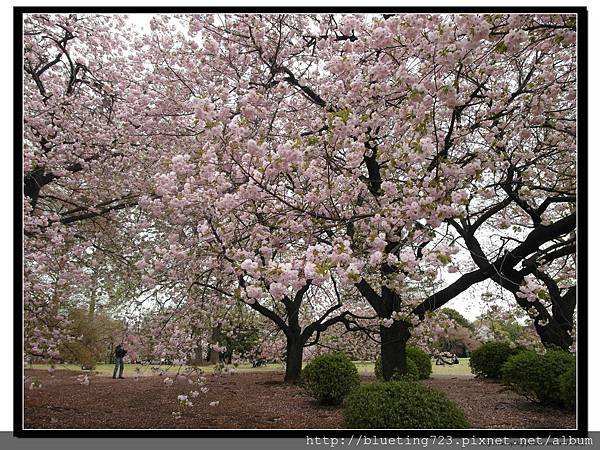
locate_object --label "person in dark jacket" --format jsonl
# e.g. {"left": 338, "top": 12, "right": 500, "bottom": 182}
{"left": 112, "top": 344, "right": 127, "bottom": 379}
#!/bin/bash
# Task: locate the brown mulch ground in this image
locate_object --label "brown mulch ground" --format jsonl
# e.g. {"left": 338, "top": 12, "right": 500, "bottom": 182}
{"left": 23, "top": 369, "right": 575, "bottom": 429}
{"left": 422, "top": 375, "right": 575, "bottom": 429}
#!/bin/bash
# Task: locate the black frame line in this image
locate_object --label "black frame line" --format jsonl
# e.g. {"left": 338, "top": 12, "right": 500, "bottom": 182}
{"left": 13, "top": 5, "right": 589, "bottom": 439}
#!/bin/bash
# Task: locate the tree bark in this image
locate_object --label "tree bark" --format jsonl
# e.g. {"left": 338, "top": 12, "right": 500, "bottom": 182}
{"left": 536, "top": 285, "right": 575, "bottom": 351}
{"left": 24, "top": 169, "right": 52, "bottom": 210}
{"left": 506, "top": 274, "right": 575, "bottom": 351}
{"left": 380, "top": 321, "right": 411, "bottom": 380}
{"left": 188, "top": 344, "right": 204, "bottom": 365}
{"left": 207, "top": 323, "right": 221, "bottom": 364}
{"left": 284, "top": 335, "right": 304, "bottom": 383}
{"left": 535, "top": 318, "right": 573, "bottom": 350}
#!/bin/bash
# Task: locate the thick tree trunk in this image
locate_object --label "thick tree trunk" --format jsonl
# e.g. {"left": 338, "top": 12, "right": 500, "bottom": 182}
{"left": 536, "top": 287, "right": 576, "bottom": 351}
{"left": 284, "top": 336, "right": 304, "bottom": 384}
{"left": 380, "top": 321, "right": 411, "bottom": 381}
{"left": 514, "top": 285, "right": 575, "bottom": 351}
{"left": 188, "top": 343, "right": 205, "bottom": 365}
{"left": 188, "top": 325, "right": 206, "bottom": 365}
{"left": 208, "top": 323, "right": 222, "bottom": 364}
{"left": 536, "top": 319, "right": 573, "bottom": 351}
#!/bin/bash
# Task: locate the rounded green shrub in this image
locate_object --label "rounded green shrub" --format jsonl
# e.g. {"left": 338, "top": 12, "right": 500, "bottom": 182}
{"left": 559, "top": 366, "right": 576, "bottom": 410}
{"left": 300, "top": 352, "right": 360, "bottom": 405}
{"left": 501, "top": 350, "right": 575, "bottom": 407}
{"left": 374, "top": 355, "right": 419, "bottom": 381}
{"left": 406, "top": 346, "right": 432, "bottom": 379}
{"left": 469, "top": 341, "right": 521, "bottom": 378}
{"left": 343, "top": 381, "right": 470, "bottom": 429}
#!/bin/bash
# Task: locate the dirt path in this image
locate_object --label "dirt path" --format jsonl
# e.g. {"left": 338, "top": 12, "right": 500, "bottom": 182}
{"left": 23, "top": 369, "right": 575, "bottom": 429}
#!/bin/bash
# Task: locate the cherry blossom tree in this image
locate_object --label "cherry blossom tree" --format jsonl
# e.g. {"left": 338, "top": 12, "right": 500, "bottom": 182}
{"left": 22, "top": 13, "right": 577, "bottom": 383}
{"left": 23, "top": 12, "right": 206, "bottom": 360}
{"left": 24, "top": 13, "right": 137, "bottom": 358}
{"left": 134, "top": 13, "right": 576, "bottom": 379}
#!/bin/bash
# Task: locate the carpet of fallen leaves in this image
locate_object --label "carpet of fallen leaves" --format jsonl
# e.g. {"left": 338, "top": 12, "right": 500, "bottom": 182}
{"left": 23, "top": 369, "right": 575, "bottom": 429}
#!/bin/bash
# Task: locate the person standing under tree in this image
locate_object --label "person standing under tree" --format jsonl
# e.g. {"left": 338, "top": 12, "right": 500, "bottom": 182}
{"left": 112, "top": 344, "right": 127, "bottom": 379}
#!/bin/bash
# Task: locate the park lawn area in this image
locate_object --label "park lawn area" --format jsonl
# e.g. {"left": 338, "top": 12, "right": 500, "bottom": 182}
{"left": 31, "top": 363, "right": 182, "bottom": 377}
{"left": 430, "top": 357, "right": 472, "bottom": 375}
{"left": 32, "top": 358, "right": 472, "bottom": 377}
{"left": 29, "top": 362, "right": 286, "bottom": 377}
{"left": 354, "top": 357, "right": 472, "bottom": 376}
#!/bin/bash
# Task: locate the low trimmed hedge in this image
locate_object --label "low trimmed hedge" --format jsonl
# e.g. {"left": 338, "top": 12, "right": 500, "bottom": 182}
{"left": 501, "top": 349, "right": 575, "bottom": 407}
{"left": 406, "top": 346, "right": 433, "bottom": 380}
{"left": 560, "top": 366, "right": 576, "bottom": 410}
{"left": 343, "top": 381, "right": 470, "bottom": 428}
{"left": 469, "top": 341, "right": 521, "bottom": 378}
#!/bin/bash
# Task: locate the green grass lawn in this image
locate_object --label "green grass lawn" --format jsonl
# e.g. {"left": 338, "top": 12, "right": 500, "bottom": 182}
{"left": 30, "top": 363, "right": 176, "bottom": 376}
{"left": 29, "top": 362, "right": 285, "bottom": 377}
{"left": 354, "top": 358, "right": 472, "bottom": 377}
{"left": 30, "top": 358, "right": 473, "bottom": 377}
{"left": 430, "top": 357, "right": 472, "bottom": 376}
